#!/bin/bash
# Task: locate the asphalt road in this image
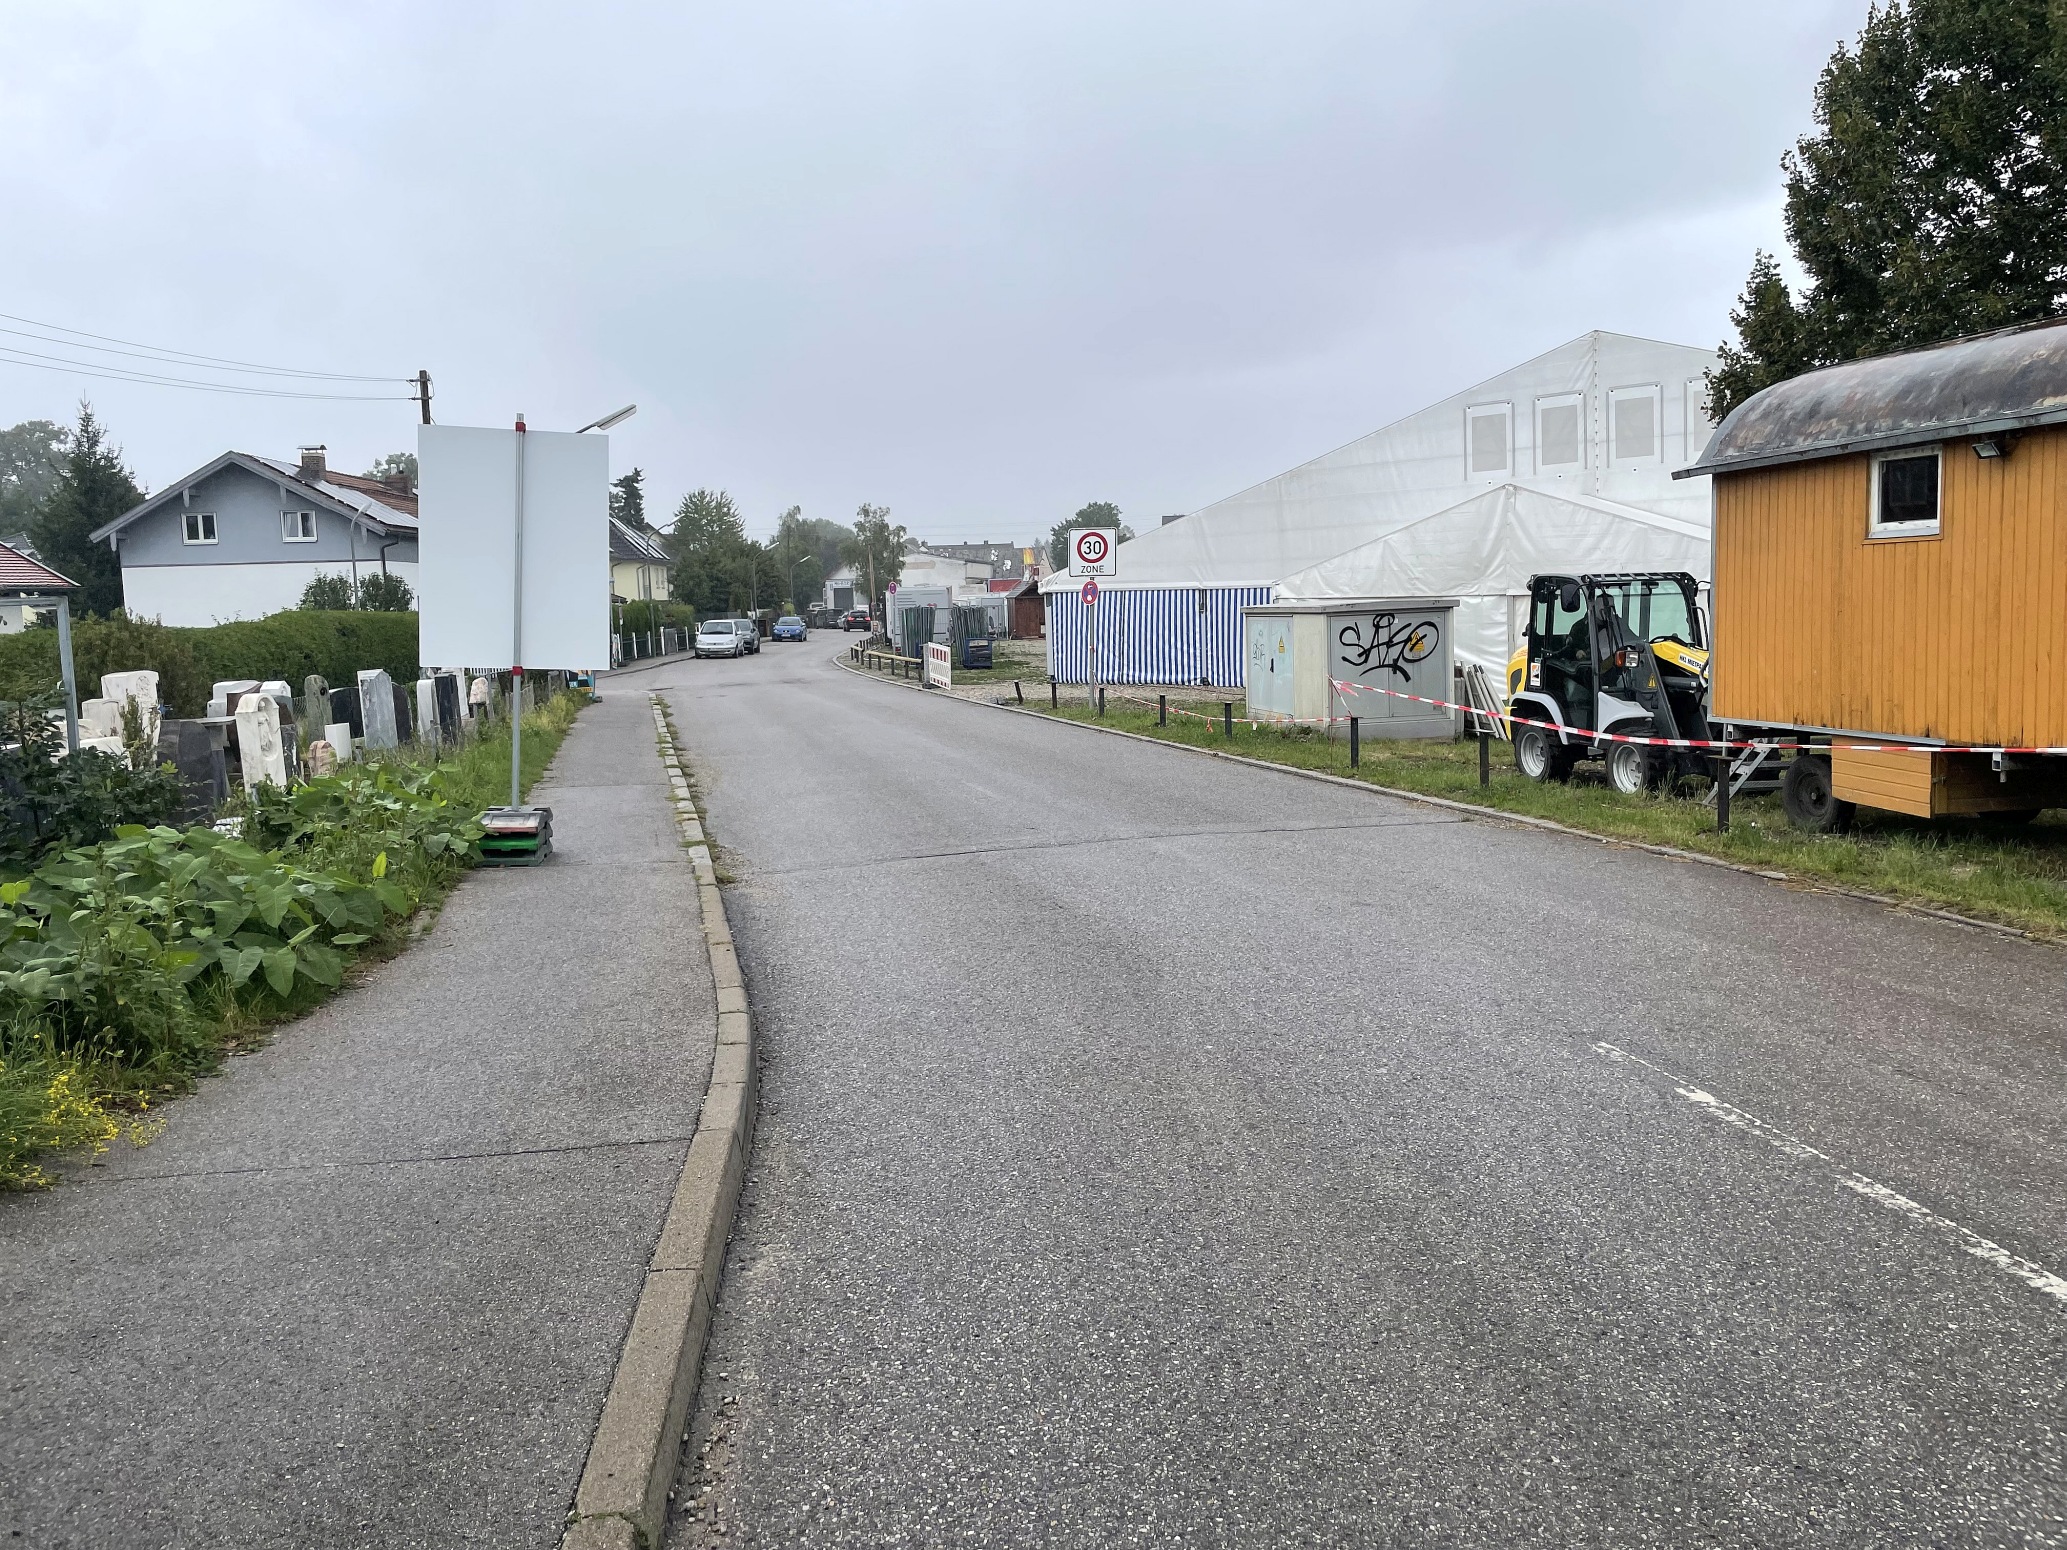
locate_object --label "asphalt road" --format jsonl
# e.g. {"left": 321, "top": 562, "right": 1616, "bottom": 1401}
{"left": 649, "top": 642, "right": 2067, "bottom": 1549}
{"left": 0, "top": 689, "right": 711, "bottom": 1550}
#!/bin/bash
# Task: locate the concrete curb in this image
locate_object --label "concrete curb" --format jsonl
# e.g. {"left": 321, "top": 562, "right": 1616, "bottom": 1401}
{"left": 561, "top": 695, "right": 758, "bottom": 1550}
{"left": 835, "top": 652, "right": 2059, "bottom": 950}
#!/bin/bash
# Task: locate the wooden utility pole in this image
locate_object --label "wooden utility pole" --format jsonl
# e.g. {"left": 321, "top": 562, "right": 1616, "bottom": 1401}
{"left": 416, "top": 370, "right": 433, "bottom": 425}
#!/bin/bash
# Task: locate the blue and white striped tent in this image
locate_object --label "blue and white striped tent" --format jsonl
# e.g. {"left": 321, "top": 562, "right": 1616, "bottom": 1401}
{"left": 1041, "top": 583, "right": 1271, "bottom": 686}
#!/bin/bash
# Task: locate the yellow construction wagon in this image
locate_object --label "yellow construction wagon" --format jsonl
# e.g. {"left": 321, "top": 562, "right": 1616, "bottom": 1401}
{"left": 1679, "top": 320, "right": 2067, "bottom": 831}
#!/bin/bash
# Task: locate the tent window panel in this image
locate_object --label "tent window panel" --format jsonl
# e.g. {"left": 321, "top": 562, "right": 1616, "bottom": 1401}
{"left": 1467, "top": 405, "right": 1510, "bottom": 475}
{"left": 1537, "top": 398, "right": 1581, "bottom": 469}
{"left": 1685, "top": 378, "right": 1713, "bottom": 458}
{"left": 1608, "top": 386, "right": 1660, "bottom": 462}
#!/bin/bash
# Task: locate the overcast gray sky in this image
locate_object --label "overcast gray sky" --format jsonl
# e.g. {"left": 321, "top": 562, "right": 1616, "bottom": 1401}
{"left": 0, "top": 0, "right": 1864, "bottom": 543}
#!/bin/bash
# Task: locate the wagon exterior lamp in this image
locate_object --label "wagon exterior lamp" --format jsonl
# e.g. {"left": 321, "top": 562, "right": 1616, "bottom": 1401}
{"left": 1973, "top": 433, "right": 2013, "bottom": 459}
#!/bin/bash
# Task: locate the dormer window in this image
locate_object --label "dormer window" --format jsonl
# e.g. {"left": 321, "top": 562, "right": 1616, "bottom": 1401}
{"left": 183, "top": 511, "right": 217, "bottom": 544}
{"left": 282, "top": 510, "right": 317, "bottom": 542}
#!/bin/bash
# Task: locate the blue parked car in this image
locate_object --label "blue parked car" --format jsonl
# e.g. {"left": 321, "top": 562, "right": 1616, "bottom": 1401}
{"left": 771, "top": 615, "right": 808, "bottom": 642}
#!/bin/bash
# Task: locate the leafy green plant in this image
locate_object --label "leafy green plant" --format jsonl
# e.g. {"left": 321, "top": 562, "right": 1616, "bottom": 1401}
{"left": 299, "top": 573, "right": 355, "bottom": 610}
{"left": 0, "top": 695, "right": 186, "bottom": 871}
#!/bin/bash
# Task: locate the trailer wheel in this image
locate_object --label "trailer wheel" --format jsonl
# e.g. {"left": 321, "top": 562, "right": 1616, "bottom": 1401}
{"left": 1975, "top": 808, "right": 2042, "bottom": 827}
{"left": 1606, "top": 741, "right": 1656, "bottom": 796}
{"left": 1781, "top": 754, "right": 1855, "bottom": 834}
{"left": 1514, "top": 724, "right": 1576, "bottom": 783}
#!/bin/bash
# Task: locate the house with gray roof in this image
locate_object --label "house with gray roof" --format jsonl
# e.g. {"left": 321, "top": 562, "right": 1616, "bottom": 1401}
{"left": 90, "top": 445, "right": 418, "bottom": 626}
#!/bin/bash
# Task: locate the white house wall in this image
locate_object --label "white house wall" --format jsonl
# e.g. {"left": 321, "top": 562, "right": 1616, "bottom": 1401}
{"left": 121, "top": 561, "right": 421, "bottom": 627}
{"left": 1100, "top": 331, "right": 1718, "bottom": 590}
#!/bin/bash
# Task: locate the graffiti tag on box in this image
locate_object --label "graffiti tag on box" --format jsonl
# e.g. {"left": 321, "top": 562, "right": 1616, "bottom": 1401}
{"left": 1336, "top": 613, "right": 1439, "bottom": 681}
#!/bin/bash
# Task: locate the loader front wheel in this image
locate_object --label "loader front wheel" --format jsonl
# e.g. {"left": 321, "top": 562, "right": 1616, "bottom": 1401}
{"left": 1606, "top": 740, "right": 1657, "bottom": 796}
{"left": 1782, "top": 754, "right": 1855, "bottom": 834}
{"left": 1515, "top": 724, "right": 1576, "bottom": 784}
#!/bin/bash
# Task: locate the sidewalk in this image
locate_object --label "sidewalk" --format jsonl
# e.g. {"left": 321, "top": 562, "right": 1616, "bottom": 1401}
{"left": 0, "top": 689, "right": 713, "bottom": 1550}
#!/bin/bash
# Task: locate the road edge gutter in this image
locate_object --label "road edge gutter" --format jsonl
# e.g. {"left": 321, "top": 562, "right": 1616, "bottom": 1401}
{"left": 835, "top": 653, "right": 2054, "bottom": 949}
{"left": 561, "top": 695, "right": 757, "bottom": 1550}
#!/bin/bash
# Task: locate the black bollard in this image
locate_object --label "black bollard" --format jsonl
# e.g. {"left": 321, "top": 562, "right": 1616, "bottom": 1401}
{"left": 1715, "top": 750, "right": 1732, "bottom": 834}
{"left": 1223, "top": 702, "right": 1233, "bottom": 739}
{"left": 1098, "top": 687, "right": 1106, "bottom": 716}
{"left": 1015, "top": 680, "right": 1024, "bottom": 704}
{"left": 1350, "top": 716, "right": 1359, "bottom": 768}
{"left": 1050, "top": 680, "right": 1058, "bottom": 709}
{"left": 1159, "top": 693, "right": 1167, "bottom": 727}
{"left": 1479, "top": 729, "right": 1491, "bottom": 787}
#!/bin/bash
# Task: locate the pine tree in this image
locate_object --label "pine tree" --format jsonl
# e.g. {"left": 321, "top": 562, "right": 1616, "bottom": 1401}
{"left": 1709, "top": 0, "right": 2067, "bottom": 419}
{"left": 610, "top": 468, "right": 648, "bottom": 530}
{"left": 32, "top": 403, "right": 140, "bottom": 617}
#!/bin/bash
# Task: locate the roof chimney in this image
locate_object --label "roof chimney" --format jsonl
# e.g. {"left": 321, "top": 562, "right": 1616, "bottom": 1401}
{"left": 297, "top": 445, "right": 327, "bottom": 482}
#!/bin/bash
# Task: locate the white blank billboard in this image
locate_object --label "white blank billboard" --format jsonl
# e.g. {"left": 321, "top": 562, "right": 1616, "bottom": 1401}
{"left": 417, "top": 423, "right": 610, "bottom": 671}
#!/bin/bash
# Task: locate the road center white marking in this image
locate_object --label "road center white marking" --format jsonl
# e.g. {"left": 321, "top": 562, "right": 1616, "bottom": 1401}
{"left": 1592, "top": 1041, "right": 2067, "bottom": 1309}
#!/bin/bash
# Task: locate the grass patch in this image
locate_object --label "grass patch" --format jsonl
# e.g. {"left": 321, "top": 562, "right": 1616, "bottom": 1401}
{"left": 1025, "top": 699, "right": 2067, "bottom": 939}
{"left": 0, "top": 690, "right": 587, "bottom": 1188}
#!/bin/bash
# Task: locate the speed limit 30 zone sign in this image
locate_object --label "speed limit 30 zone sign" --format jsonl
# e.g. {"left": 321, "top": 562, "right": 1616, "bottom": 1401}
{"left": 1068, "top": 527, "right": 1118, "bottom": 576}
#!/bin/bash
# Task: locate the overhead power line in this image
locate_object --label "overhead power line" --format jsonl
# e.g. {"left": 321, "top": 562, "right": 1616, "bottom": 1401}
{"left": 0, "top": 309, "right": 407, "bottom": 382}
{"left": 0, "top": 346, "right": 417, "bottom": 401}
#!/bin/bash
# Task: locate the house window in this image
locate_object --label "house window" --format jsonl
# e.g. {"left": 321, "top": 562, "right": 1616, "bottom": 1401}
{"left": 1870, "top": 449, "right": 1941, "bottom": 536}
{"left": 1467, "top": 404, "right": 1511, "bottom": 476}
{"left": 282, "top": 509, "right": 317, "bottom": 542}
{"left": 183, "top": 511, "right": 217, "bottom": 545}
{"left": 1536, "top": 394, "right": 1583, "bottom": 471}
{"left": 1607, "top": 385, "right": 1661, "bottom": 464}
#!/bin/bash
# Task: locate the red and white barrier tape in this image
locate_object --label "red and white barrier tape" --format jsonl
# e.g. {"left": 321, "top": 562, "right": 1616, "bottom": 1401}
{"left": 1328, "top": 678, "right": 2067, "bottom": 757}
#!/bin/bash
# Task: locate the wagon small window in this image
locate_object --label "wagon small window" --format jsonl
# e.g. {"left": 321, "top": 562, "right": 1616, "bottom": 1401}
{"left": 1870, "top": 449, "right": 1941, "bottom": 537}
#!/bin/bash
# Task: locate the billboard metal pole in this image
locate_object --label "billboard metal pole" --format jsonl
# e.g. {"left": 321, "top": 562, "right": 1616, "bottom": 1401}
{"left": 510, "top": 413, "right": 527, "bottom": 810}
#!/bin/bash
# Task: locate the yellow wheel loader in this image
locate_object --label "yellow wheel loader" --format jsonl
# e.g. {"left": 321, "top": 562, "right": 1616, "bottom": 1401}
{"left": 1504, "top": 573, "right": 1713, "bottom": 794}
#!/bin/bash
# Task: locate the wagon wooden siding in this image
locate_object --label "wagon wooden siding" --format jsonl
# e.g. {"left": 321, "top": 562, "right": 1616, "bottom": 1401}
{"left": 1712, "top": 423, "right": 2067, "bottom": 749}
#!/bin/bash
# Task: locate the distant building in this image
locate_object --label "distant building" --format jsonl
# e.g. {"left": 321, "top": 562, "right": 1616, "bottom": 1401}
{"left": 91, "top": 445, "right": 418, "bottom": 626}
{"left": 610, "top": 517, "right": 669, "bottom": 604}
{"left": 920, "top": 541, "right": 1042, "bottom": 582}
{"left": 0, "top": 542, "right": 76, "bottom": 633}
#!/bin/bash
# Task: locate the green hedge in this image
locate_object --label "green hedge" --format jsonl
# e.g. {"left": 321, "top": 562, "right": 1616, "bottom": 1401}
{"left": 0, "top": 611, "right": 419, "bottom": 717}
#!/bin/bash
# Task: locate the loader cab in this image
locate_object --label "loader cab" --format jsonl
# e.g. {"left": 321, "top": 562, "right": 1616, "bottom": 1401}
{"left": 1508, "top": 572, "right": 1711, "bottom": 792}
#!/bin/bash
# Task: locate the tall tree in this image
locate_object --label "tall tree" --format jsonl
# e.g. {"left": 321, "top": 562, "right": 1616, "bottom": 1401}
{"left": 610, "top": 468, "right": 649, "bottom": 531}
{"left": 1047, "top": 500, "right": 1133, "bottom": 571}
{"left": 839, "top": 503, "right": 907, "bottom": 618}
{"left": 0, "top": 420, "right": 68, "bottom": 535}
{"left": 32, "top": 403, "right": 139, "bottom": 616}
{"left": 363, "top": 451, "right": 418, "bottom": 493}
{"left": 1709, "top": 0, "right": 2067, "bottom": 419}
{"left": 665, "top": 488, "right": 750, "bottom": 616}
{"left": 771, "top": 505, "right": 836, "bottom": 608}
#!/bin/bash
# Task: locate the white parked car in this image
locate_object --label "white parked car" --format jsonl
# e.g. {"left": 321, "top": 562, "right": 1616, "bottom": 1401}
{"left": 695, "top": 619, "right": 749, "bottom": 658}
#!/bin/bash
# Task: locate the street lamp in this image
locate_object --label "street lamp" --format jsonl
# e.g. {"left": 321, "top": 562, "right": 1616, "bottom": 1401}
{"left": 577, "top": 404, "right": 638, "bottom": 433}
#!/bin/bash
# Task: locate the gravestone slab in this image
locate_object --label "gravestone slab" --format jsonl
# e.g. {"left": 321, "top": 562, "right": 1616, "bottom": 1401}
{"left": 324, "top": 722, "right": 355, "bottom": 763}
{"left": 328, "top": 685, "right": 363, "bottom": 740}
{"left": 164, "top": 719, "right": 221, "bottom": 818}
{"left": 356, "top": 671, "right": 396, "bottom": 750}
{"left": 415, "top": 679, "right": 439, "bottom": 752}
{"left": 308, "top": 740, "right": 337, "bottom": 778}
{"left": 259, "top": 680, "right": 295, "bottom": 718}
{"left": 212, "top": 679, "right": 259, "bottom": 704}
{"left": 79, "top": 699, "right": 123, "bottom": 740}
{"left": 433, "top": 673, "right": 463, "bottom": 744}
{"left": 392, "top": 681, "right": 413, "bottom": 746}
{"left": 99, "top": 670, "right": 162, "bottom": 748}
{"left": 303, "top": 676, "right": 330, "bottom": 736}
{"left": 234, "top": 695, "right": 288, "bottom": 791}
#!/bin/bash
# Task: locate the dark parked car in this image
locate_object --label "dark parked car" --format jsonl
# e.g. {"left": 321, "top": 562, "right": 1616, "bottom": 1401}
{"left": 732, "top": 618, "right": 761, "bottom": 654}
{"left": 772, "top": 615, "right": 807, "bottom": 642}
{"left": 840, "top": 609, "right": 871, "bottom": 631}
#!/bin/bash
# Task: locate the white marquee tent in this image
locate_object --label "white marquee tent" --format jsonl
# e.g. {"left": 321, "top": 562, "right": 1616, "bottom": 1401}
{"left": 1271, "top": 483, "right": 1711, "bottom": 673}
{"left": 1040, "top": 329, "right": 1719, "bottom": 686}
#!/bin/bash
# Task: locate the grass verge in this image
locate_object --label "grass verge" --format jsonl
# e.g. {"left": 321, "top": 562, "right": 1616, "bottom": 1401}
{"left": 0, "top": 690, "right": 586, "bottom": 1188}
{"left": 1014, "top": 696, "right": 2067, "bottom": 940}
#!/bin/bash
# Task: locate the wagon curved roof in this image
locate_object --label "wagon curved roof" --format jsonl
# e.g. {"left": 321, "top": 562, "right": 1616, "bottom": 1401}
{"left": 1677, "top": 318, "right": 2067, "bottom": 480}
